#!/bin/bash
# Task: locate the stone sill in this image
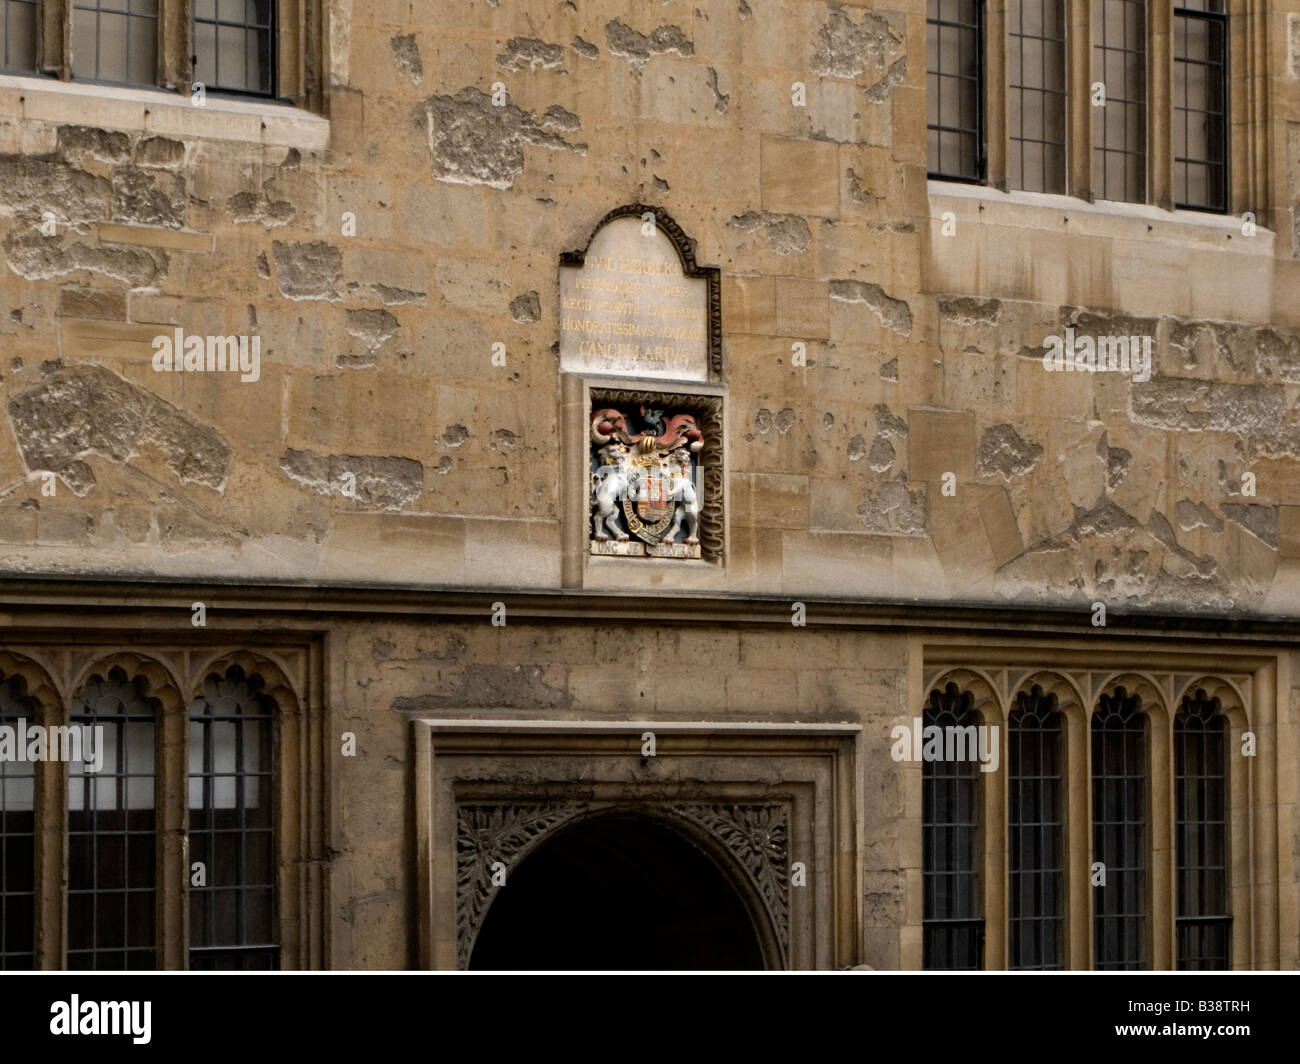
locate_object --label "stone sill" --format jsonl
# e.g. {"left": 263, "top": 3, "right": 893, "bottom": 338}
{"left": 928, "top": 180, "right": 1275, "bottom": 256}
{"left": 0, "top": 74, "right": 328, "bottom": 150}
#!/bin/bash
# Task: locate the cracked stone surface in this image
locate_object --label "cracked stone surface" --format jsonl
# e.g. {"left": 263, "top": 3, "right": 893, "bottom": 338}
{"left": 416, "top": 87, "right": 586, "bottom": 188}
{"left": 4, "top": 231, "right": 163, "bottom": 284}
{"left": 272, "top": 240, "right": 342, "bottom": 301}
{"left": 1221, "top": 503, "right": 1277, "bottom": 547}
{"left": 1177, "top": 499, "right": 1224, "bottom": 533}
{"left": 940, "top": 295, "right": 1001, "bottom": 326}
{"left": 707, "top": 68, "right": 730, "bottom": 114}
{"left": 346, "top": 308, "right": 400, "bottom": 349}
{"left": 1105, "top": 445, "right": 1131, "bottom": 489}
{"left": 846, "top": 168, "right": 880, "bottom": 206}
{"left": 857, "top": 475, "right": 927, "bottom": 535}
{"left": 867, "top": 434, "right": 895, "bottom": 472}
{"left": 1131, "top": 378, "right": 1283, "bottom": 435}
{"left": 873, "top": 404, "right": 907, "bottom": 438}
{"left": 497, "top": 37, "right": 565, "bottom": 71}
{"left": 605, "top": 20, "right": 693, "bottom": 65}
{"left": 830, "top": 280, "right": 912, "bottom": 335}
{"left": 134, "top": 136, "right": 185, "bottom": 167}
{"left": 730, "top": 211, "right": 811, "bottom": 254}
{"left": 863, "top": 57, "right": 907, "bottom": 103}
{"left": 0, "top": 155, "right": 113, "bottom": 225}
{"left": 228, "top": 188, "right": 296, "bottom": 228}
{"left": 7, "top": 364, "right": 231, "bottom": 492}
{"left": 111, "top": 166, "right": 186, "bottom": 228}
{"left": 812, "top": 5, "right": 903, "bottom": 79}
{"left": 978, "top": 424, "right": 1043, "bottom": 480}
{"left": 510, "top": 291, "right": 541, "bottom": 322}
{"left": 279, "top": 449, "right": 424, "bottom": 511}
{"left": 372, "top": 283, "right": 426, "bottom": 306}
{"left": 57, "top": 126, "right": 130, "bottom": 163}
{"left": 391, "top": 34, "right": 423, "bottom": 83}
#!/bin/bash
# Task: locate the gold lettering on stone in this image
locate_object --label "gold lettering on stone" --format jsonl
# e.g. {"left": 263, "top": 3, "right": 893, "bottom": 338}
{"left": 560, "top": 216, "right": 709, "bottom": 381}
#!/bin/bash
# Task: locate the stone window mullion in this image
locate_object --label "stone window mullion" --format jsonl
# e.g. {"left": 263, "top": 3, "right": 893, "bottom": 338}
{"left": 37, "top": 0, "right": 70, "bottom": 77}
{"left": 1067, "top": 0, "right": 1093, "bottom": 198}
{"left": 1149, "top": 0, "right": 1174, "bottom": 208}
{"left": 159, "top": 0, "right": 191, "bottom": 91}
{"left": 34, "top": 692, "right": 68, "bottom": 969}
{"left": 1066, "top": 694, "right": 1091, "bottom": 968}
{"left": 986, "top": 0, "right": 1008, "bottom": 189}
{"left": 158, "top": 690, "right": 187, "bottom": 968}
{"left": 1149, "top": 700, "right": 1174, "bottom": 968}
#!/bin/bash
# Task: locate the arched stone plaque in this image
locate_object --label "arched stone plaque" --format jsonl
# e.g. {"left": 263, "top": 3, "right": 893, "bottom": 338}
{"left": 560, "top": 207, "right": 717, "bottom": 382}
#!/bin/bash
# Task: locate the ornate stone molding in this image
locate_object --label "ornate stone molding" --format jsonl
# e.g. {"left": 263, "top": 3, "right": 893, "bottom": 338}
{"left": 925, "top": 663, "right": 1255, "bottom": 725}
{"left": 665, "top": 802, "right": 791, "bottom": 963}
{"left": 455, "top": 799, "right": 791, "bottom": 969}
{"left": 561, "top": 203, "right": 722, "bottom": 379}
{"left": 591, "top": 386, "right": 724, "bottom": 562}
{"left": 455, "top": 802, "right": 587, "bottom": 970}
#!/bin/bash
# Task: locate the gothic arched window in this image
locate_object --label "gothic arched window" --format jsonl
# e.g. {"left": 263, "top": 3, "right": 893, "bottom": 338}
{"left": 1091, "top": 687, "right": 1147, "bottom": 969}
{"left": 922, "top": 682, "right": 984, "bottom": 969}
{"left": 68, "top": 666, "right": 158, "bottom": 970}
{"left": 1008, "top": 686, "right": 1064, "bottom": 969}
{"left": 188, "top": 665, "right": 278, "bottom": 969}
{"left": 1175, "top": 690, "right": 1230, "bottom": 969}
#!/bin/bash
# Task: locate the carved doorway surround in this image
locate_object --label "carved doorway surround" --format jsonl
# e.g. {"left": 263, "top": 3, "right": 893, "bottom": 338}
{"left": 413, "top": 720, "right": 863, "bottom": 970}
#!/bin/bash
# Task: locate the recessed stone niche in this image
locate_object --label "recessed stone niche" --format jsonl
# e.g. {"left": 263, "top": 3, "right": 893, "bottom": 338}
{"left": 559, "top": 205, "right": 726, "bottom": 573}
{"left": 588, "top": 387, "right": 723, "bottom": 562}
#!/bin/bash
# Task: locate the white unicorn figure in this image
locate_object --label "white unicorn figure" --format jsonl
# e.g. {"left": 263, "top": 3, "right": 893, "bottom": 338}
{"left": 662, "top": 449, "right": 700, "bottom": 544}
{"left": 591, "top": 442, "right": 636, "bottom": 540}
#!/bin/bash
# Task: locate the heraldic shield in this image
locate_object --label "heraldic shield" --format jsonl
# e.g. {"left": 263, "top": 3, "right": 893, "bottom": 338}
{"left": 590, "top": 405, "right": 703, "bottom": 558}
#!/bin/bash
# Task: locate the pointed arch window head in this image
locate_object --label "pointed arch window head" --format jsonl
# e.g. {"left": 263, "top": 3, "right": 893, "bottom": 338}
{"left": 1175, "top": 689, "right": 1229, "bottom": 969}
{"left": 188, "top": 663, "right": 278, "bottom": 970}
{"left": 922, "top": 681, "right": 984, "bottom": 970}
{"left": 68, "top": 665, "right": 159, "bottom": 970}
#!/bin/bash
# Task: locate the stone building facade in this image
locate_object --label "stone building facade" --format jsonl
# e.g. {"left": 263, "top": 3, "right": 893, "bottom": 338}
{"left": 0, "top": 0, "right": 1297, "bottom": 969}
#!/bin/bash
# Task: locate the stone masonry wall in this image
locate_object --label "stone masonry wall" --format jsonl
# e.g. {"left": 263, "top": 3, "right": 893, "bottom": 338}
{"left": 0, "top": 0, "right": 1297, "bottom": 617}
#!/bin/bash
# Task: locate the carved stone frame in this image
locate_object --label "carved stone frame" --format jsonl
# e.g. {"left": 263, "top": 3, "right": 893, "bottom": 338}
{"left": 414, "top": 720, "right": 863, "bottom": 970}
{"left": 560, "top": 203, "right": 723, "bottom": 381}
{"left": 562, "top": 374, "right": 728, "bottom": 584}
{"left": 588, "top": 385, "right": 724, "bottom": 562}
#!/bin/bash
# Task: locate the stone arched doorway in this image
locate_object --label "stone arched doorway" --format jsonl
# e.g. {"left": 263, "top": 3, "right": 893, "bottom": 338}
{"left": 467, "top": 811, "right": 771, "bottom": 970}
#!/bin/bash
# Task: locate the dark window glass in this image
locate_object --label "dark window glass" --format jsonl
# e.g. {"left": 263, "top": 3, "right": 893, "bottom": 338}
{"left": 1009, "top": 0, "right": 1067, "bottom": 192}
{"left": 927, "top": 0, "right": 985, "bottom": 181}
{"left": 0, "top": 673, "right": 36, "bottom": 969}
{"left": 0, "top": 0, "right": 38, "bottom": 74}
{"left": 68, "top": 666, "right": 157, "bottom": 970}
{"left": 1174, "top": 0, "right": 1227, "bottom": 211}
{"left": 188, "top": 665, "right": 278, "bottom": 970}
{"left": 1092, "top": 0, "right": 1147, "bottom": 202}
{"left": 1009, "top": 686, "right": 1064, "bottom": 969}
{"left": 1092, "top": 687, "right": 1147, "bottom": 969}
{"left": 922, "top": 682, "right": 984, "bottom": 969}
{"left": 193, "top": 0, "right": 275, "bottom": 97}
{"left": 1175, "top": 690, "right": 1230, "bottom": 968}
{"left": 71, "top": 0, "right": 159, "bottom": 86}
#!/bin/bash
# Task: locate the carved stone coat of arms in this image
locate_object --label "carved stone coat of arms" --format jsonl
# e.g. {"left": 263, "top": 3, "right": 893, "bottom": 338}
{"left": 590, "top": 405, "right": 703, "bottom": 558}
